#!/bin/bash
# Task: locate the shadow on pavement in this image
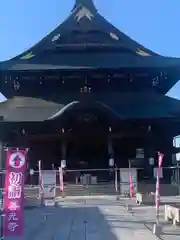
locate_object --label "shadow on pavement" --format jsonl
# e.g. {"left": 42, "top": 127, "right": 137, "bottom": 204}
{"left": 23, "top": 205, "right": 120, "bottom": 240}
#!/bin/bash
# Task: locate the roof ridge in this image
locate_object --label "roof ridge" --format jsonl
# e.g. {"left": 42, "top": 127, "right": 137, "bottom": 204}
{"left": 72, "top": 0, "right": 97, "bottom": 13}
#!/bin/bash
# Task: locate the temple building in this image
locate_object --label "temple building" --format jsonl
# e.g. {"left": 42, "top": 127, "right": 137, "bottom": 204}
{"left": 0, "top": 0, "right": 180, "bottom": 178}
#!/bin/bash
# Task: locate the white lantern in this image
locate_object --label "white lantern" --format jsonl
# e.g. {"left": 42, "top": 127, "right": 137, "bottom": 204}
{"left": 29, "top": 169, "right": 34, "bottom": 175}
{"left": 61, "top": 160, "right": 66, "bottom": 168}
{"left": 109, "top": 158, "right": 114, "bottom": 167}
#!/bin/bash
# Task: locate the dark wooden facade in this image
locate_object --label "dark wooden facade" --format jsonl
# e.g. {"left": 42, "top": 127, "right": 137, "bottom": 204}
{"left": 0, "top": 0, "right": 180, "bottom": 174}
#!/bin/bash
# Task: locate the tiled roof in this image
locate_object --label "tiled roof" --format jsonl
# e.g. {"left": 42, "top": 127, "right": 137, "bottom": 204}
{"left": 0, "top": 94, "right": 180, "bottom": 122}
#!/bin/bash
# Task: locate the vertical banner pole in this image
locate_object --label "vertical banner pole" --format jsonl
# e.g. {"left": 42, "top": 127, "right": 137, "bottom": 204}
{"left": 177, "top": 163, "right": 180, "bottom": 195}
{"left": 126, "top": 160, "right": 133, "bottom": 211}
{"left": 38, "top": 160, "right": 44, "bottom": 206}
{"left": 0, "top": 146, "right": 5, "bottom": 240}
{"left": 0, "top": 156, "right": 5, "bottom": 240}
{"left": 129, "top": 160, "right": 133, "bottom": 200}
{"left": 115, "top": 165, "right": 120, "bottom": 200}
{"left": 0, "top": 143, "right": 4, "bottom": 240}
{"left": 155, "top": 152, "right": 164, "bottom": 224}
{"left": 59, "top": 168, "right": 64, "bottom": 198}
{"left": 114, "top": 164, "right": 118, "bottom": 193}
{"left": 3, "top": 148, "right": 28, "bottom": 237}
{"left": 115, "top": 167, "right": 118, "bottom": 194}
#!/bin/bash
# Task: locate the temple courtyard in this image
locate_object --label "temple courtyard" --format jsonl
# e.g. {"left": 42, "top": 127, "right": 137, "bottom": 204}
{"left": 3, "top": 197, "right": 180, "bottom": 240}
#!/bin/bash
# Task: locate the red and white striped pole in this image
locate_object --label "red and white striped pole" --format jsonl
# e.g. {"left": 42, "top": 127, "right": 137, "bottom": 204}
{"left": 129, "top": 172, "right": 133, "bottom": 200}
{"left": 126, "top": 160, "right": 133, "bottom": 211}
{"left": 129, "top": 160, "right": 133, "bottom": 200}
{"left": 59, "top": 167, "right": 64, "bottom": 198}
{"left": 155, "top": 152, "right": 164, "bottom": 224}
{"left": 38, "top": 160, "right": 44, "bottom": 205}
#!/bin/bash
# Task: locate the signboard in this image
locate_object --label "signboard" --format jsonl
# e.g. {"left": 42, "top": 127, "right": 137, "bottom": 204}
{"left": 173, "top": 135, "right": 180, "bottom": 148}
{"left": 176, "top": 153, "right": 180, "bottom": 161}
{"left": 120, "top": 169, "right": 137, "bottom": 195}
{"left": 120, "top": 169, "right": 129, "bottom": 195}
{"left": 4, "top": 149, "right": 28, "bottom": 237}
{"left": 136, "top": 148, "right": 144, "bottom": 158}
{"left": 41, "top": 170, "right": 56, "bottom": 199}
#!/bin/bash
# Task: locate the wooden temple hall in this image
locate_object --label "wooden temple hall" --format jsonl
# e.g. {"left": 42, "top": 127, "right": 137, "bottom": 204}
{"left": 0, "top": 0, "right": 180, "bottom": 177}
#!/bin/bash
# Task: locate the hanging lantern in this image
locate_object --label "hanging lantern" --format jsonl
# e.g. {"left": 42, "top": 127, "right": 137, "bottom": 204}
{"left": 61, "top": 160, "right": 66, "bottom": 168}
{"left": 109, "top": 158, "right": 114, "bottom": 167}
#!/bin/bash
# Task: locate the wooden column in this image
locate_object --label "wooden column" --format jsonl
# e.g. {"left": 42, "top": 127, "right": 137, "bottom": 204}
{"left": 60, "top": 140, "right": 67, "bottom": 168}
{"left": 108, "top": 137, "right": 114, "bottom": 167}
{"left": 108, "top": 138, "right": 113, "bottom": 156}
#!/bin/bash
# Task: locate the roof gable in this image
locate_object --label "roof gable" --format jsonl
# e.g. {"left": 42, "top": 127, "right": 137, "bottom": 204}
{"left": 2, "top": 0, "right": 159, "bottom": 64}
{"left": 1, "top": 0, "right": 180, "bottom": 95}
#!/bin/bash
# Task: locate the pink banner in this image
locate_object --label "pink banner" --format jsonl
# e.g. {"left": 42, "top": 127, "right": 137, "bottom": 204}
{"left": 4, "top": 149, "right": 28, "bottom": 236}
{"left": 155, "top": 152, "right": 164, "bottom": 214}
{"left": 129, "top": 172, "right": 133, "bottom": 200}
{"left": 158, "top": 152, "right": 164, "bottom": 168}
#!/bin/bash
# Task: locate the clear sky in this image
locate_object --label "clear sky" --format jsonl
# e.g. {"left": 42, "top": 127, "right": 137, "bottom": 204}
{"left": 0, "top": 0, "right": 180, "bottom": 101}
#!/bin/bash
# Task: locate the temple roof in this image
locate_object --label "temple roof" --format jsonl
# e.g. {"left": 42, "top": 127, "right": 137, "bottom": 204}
{"left": 1, "top": 0, "right": 180, "bottom": 93}
{"left": 1, "top": 93, "right": 180, "bottom": 122}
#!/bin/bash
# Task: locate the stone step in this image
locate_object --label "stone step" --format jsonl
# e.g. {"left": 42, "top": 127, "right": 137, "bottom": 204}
{"left": 138, "top": 183, "right": 179, "bottom": 196}
{"left": 63, "top": 184, "right": 116, "bottom": 196}
{"left": 23, "top": 184, "right": 116, "bottom": 197}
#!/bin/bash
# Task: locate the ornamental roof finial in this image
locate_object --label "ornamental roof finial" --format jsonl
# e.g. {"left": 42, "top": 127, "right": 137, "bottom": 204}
{"left": 72, "top": 0, "right": 97, "bottom": 13}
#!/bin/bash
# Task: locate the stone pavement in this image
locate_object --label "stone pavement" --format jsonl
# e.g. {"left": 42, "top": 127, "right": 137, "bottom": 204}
{"left": 130, "top": 198, "right": 180, "bottom": 240}
{"left": 2, "top": 197, "right": 162, "bottom": 240}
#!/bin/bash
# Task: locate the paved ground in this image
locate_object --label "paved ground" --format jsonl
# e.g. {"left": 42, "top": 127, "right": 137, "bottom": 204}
{"left": 3, "top": 197, "right": 180, "bottom": 240}
{"left": 131, "top": 198, "right": 180, "bottom": 240}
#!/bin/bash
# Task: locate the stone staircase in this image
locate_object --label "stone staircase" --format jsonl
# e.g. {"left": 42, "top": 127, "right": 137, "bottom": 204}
{"left": 138, "top": 182, "right": 179, "bottom": 196}
{"left": 24, "top": 186, "right": 39, "bottom": 198}
{"left": 62, "top": 183, "right": 116, "bottom": 196}
{"left": 23, "top": 183, "right": 116, "bottom": 198}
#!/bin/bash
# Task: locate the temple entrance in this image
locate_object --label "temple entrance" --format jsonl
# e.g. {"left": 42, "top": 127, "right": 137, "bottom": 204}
{"left": 67, "top": 134, "right": 108, "bottom": 169}
{"left": 27, "top": 102, "right": 117, "bottom": 171}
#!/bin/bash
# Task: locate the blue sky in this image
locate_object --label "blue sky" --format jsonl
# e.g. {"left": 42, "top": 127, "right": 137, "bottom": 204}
{"left": 0, "top": 0, "right": 180, "bottom": 101}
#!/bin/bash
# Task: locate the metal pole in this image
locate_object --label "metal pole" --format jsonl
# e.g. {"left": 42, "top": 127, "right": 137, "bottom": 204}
{"left": 0, "top": 145, "right": 5, "bottom": 240}
{"left": 177, "top": 163, "right": 180, "bottom": 195}
{"left": 114, "top": 164, "right": 119, "bottom": 200}
{"left": 156, "top": 175, "right": 160, "bottom": 225}
{"left": 155, "top": 152, "right": 163, "bottom": 225}
{"left": 115, "top": 165, "right": 117, "bottom": 193}
{"left": 128, "top": 160, "right": 133, "bottom": 199}
{"left": 155, "top": 164, "right": 161, "bottom": 225}
{"left": 0, "top": 171, "right": 4, "bottom": 240}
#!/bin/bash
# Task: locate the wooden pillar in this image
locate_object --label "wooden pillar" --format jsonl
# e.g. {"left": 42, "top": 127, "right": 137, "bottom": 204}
{"left": 108, "top": 138, "right": 113, "bottom": 156}
{"left": 60, "top": 140, "right": 67, "bottom": 168}
{"left": 108, "top": 137, "right": 114, "bottom": 167}
{"left": 145, "top": 126, "right": 156, "bottom": 178}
